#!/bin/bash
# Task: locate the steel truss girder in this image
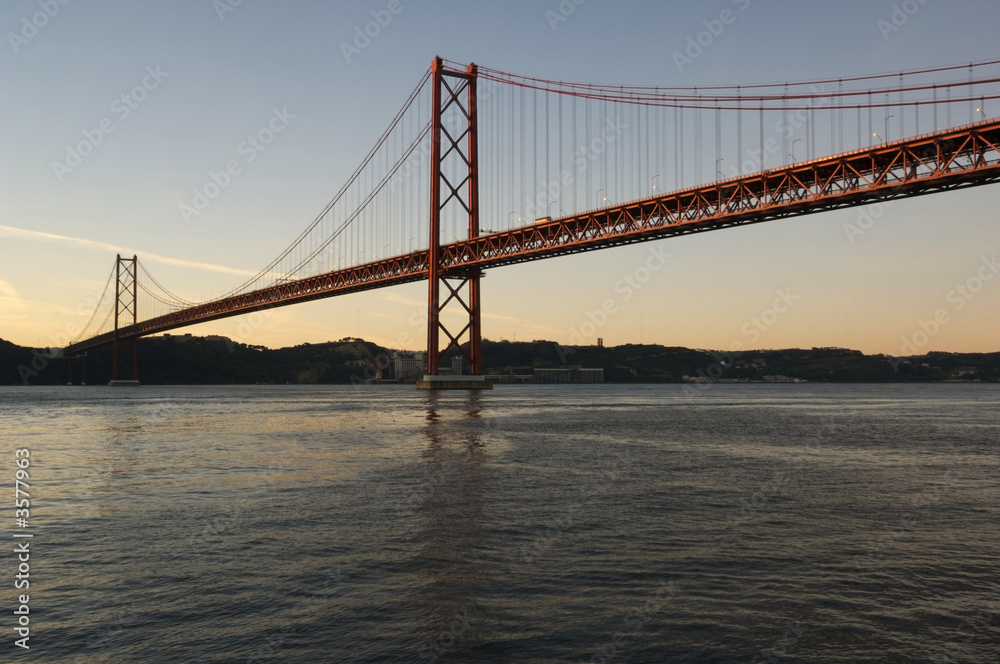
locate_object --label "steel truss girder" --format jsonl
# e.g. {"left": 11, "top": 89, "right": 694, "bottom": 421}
{"left": 65, "top": 121, "right": 1000, "bottom": 357}
{"left": 440, "top": 121, "right": 1000, "bottom": 270}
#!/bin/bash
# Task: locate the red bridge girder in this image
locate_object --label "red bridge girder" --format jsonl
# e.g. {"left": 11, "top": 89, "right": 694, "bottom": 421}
{"left": 63, "top": 120, "right": 1000, "bottom": 356}
{"left": 441, "top": 120, "right": 1000, "bottom": 270}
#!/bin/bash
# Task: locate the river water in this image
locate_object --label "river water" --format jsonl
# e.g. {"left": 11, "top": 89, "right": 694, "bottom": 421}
{"left": 1, "top": 384, "right": 998, "bottom": 663}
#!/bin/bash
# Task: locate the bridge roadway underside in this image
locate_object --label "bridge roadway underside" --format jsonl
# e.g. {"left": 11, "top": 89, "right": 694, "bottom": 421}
{"left": 65, "top": 120, "right": 1000, "bottom": 354}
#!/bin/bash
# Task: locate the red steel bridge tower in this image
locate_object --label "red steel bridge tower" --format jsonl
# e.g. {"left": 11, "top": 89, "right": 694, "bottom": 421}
{"left": 426, "top": 58, "right": 483, "bottom": 377}
{"left": 110, "top": 254, "right": 139, "bottom": 385}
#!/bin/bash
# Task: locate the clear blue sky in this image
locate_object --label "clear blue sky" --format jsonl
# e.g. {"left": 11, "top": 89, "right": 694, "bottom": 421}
{"left": 2, "top": 0, "right": 999, "bottom": 354}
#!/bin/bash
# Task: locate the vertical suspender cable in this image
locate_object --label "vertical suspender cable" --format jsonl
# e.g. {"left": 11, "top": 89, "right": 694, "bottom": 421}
{"left": 868, "top": 91, "right": 873, "bottom": 146}
{"left": 737, "top": 87, "right": 742, "bottom": 176}
{"left": 715, "top": 104, "right": 722, "bottom": 181}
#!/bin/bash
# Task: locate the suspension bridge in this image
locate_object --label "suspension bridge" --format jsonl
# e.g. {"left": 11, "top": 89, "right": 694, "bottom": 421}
{"left": 60, "top": 57, "right": 1000, "bottom": 384}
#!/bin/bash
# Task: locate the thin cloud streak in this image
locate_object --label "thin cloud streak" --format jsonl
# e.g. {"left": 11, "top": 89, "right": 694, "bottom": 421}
{"left": 0, "top": 225, "right": 259, "bottom": 277}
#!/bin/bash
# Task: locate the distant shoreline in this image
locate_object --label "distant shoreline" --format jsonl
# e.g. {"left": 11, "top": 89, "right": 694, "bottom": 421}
{"left": 2, "top": 335, "right": 998, "bottom": 386}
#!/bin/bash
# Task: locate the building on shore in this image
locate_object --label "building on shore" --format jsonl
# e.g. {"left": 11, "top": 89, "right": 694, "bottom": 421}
{"left": 393, "top": 352, "right": 426, "bottom": 382}
{"left": 533, "top": 368, "right": 604, "bottom": 384}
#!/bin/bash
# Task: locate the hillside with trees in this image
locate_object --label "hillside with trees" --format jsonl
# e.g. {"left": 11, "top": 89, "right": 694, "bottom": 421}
{"left": 1, "top": 335, "right": 997, "bottom": 385}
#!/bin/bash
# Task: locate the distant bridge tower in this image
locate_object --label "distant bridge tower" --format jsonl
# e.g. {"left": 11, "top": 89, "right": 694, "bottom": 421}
{"left": 110, "top": 253, "right": 140, "bottom": 385}
{"left": 66, "top": 352, "right": 86, "bottom": 386}
{"left": 426, "top": 57, "right": 483, "bottom": 377}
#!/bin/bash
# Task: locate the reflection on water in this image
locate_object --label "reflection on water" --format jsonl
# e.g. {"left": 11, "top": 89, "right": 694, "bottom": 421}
{"left": 0, "top": 384, "right": 997, "bottom": 663}
{"left": 414, "top": 392, "right": 497, "bottom": 661}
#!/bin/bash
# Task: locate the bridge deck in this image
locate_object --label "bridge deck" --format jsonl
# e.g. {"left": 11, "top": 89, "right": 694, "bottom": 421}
{"left": 64, "top": 120, "right": 1000, "bottom": 354}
